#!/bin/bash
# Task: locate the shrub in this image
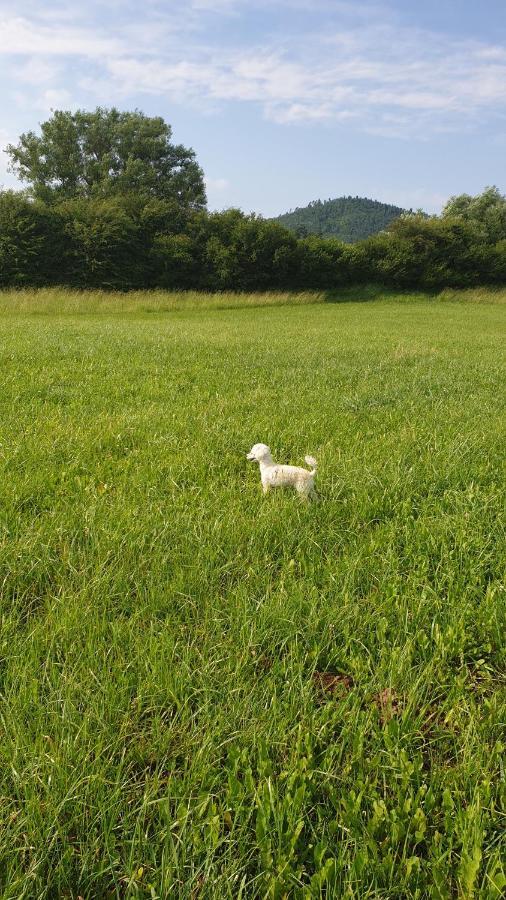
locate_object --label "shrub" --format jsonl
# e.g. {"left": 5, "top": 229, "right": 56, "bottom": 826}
{"left": 0, "top": 192, "right": 62, "bottom": 286}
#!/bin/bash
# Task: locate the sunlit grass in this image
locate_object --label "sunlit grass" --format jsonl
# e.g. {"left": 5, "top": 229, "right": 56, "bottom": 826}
{"left": 0, "top": 290, "right": 504, "bottom": 897}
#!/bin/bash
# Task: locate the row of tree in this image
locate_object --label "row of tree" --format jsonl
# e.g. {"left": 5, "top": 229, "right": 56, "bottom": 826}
{"left": 1, "top": 107, "right": 505, "bottom": 291}
{"left": 2, "top": 190, "right": 505, "bottom": 290}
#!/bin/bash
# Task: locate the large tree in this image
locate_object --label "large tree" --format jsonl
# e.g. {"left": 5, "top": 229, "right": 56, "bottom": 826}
{"left": 6, "top": 107, "right": 207, "bottom": 209}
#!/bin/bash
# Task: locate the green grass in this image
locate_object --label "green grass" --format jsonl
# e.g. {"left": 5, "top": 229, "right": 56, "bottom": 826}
{"left": 0, "top": 289, "right": 505, "bottom": 898}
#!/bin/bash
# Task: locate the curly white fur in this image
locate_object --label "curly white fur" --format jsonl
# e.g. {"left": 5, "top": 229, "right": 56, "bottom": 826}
{"left": 247, "top": 443, "right": 317, "bottom": 500}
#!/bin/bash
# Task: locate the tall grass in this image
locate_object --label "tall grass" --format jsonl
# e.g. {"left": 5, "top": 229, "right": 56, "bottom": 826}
{"left": 0, "top": 285, "right": 505, "bottom": 316}
{"left": 0, "top": 291, "right": 504, "bottom": 897}
{"left": 0, "top": 288, "right": 325, "bottom": 315}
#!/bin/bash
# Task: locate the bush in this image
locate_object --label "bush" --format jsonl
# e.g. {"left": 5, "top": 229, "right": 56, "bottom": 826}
{"left": 0, "top": 192, "right": 62, "bottom": 286}
{"left": 361, "top": 216, "right": 503, "bottom": 289}
{"left": 55, "top": 198, "right": 142, "bottom": 288}
{"left": 296, "top": 236, "right": 355, "bottom": 288}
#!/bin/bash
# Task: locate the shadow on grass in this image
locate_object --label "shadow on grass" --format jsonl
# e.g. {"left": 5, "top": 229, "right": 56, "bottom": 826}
{"left": 322, "top": 284, "right": 506, "bottom": 304}
{"left": 322, "top": 284, "right": 438, "bottom": 304}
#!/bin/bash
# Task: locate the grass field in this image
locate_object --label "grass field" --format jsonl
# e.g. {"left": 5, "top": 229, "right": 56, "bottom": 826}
{"left": 0, "top": 289, "right": 505, "bottom": 898}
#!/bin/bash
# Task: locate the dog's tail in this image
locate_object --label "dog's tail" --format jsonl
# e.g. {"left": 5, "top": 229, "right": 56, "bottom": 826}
{"left": 305, "top": 455, "right": 317, "bottom": 475}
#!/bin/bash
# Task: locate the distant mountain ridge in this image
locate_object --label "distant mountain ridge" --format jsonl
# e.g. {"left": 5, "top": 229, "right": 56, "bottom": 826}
{"left": 273, "top": 196, "right": 409, "bottom": 243}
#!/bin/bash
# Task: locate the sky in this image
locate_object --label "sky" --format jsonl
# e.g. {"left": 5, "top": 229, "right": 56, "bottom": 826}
{"left": 0, "top": 0, "right": 505, "bottom": 215}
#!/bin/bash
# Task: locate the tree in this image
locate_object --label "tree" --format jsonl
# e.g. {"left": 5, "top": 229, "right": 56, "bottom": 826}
{"left": 6, "top": 108, "right": 207, "bottom": 209}
{"left": 441, "top": 186, "right": 506, "bottom": 243}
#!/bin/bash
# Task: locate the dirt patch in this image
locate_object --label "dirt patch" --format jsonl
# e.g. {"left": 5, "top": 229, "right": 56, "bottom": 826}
{"left": 313, "top": 671, "right": 354, "bottom": 699}
{"left": 251, "top": 649, "right": 273, "bottom": 672}
{"left": 373, "top": 688, "right": 402, "bottom": 723}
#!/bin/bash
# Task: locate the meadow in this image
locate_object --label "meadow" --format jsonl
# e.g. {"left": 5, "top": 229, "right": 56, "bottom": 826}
{"left": 0, "top": 288, "right": 504, "bottom": 898}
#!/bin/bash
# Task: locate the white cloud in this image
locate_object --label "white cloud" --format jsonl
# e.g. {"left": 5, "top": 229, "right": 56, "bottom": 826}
{"left": 96, "top": 26, "right": 506, "bottom": 136}
{"left": 0, "top": 15, "right": 122, "bottom": 57}
{"left": 0, "top": 3, "right": 505, "bottom": 137}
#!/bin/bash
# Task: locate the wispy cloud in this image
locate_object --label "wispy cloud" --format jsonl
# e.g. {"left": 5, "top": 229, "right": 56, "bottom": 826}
{"left": 1, "top": 1, "right": 506, "bottom": 138}
{"left": 92, "top": 33, "right": 506, "bottom": 137}
{"left": 0, "top": 14, "right": 122, "bottom": 57}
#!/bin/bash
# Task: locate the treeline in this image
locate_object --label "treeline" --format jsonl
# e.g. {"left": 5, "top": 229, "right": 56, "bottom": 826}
{"left": 1, "top": 190, "right": 505, "bottom": 291}
{"left": 1, "top": 108, "right": 505, "bottom": 291}
{"left": 274, "top": 196, "right": 408, "bottom": 242}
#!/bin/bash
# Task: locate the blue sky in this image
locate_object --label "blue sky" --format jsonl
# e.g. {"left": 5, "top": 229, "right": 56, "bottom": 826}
{"left": 1, "top": 0, "right": 505, "bottom": 215}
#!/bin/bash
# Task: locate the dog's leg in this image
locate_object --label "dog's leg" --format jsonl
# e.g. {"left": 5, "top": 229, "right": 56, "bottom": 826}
{"left": 262, "top": 481, "right": 271, "bottom": 495}
{"left": 296, "top": 483, "right": 310, "bottom": 501}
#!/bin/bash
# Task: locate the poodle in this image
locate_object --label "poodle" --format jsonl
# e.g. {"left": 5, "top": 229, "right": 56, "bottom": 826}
{"left": 246, "top": 443, "right": 317, "bottom": 500}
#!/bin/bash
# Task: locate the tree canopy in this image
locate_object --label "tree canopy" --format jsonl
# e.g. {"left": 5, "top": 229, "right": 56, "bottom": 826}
{"left": 441, "top": 186, "right": 506, "bottom": 244}
{"left": 6, "top": 108, "right": 206, "bottom": 209}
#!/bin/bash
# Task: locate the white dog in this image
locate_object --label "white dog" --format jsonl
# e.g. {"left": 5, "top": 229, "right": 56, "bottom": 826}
{"left": 247, "top": 443, "right": 317, "bottom": 500}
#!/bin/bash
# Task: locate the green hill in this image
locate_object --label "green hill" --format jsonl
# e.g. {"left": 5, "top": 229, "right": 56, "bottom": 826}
{"left": 273, "top": 196, "right": 409, "bottom": 242}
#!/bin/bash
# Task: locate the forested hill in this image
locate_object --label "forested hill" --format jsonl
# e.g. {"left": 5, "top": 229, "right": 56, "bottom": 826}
{"left": 273, "top": 196, "right": 408, "bottom": 242}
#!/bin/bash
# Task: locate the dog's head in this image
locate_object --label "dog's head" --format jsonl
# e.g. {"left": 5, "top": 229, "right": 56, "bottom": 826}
{"left": 247, "top": 443, "right": 272, "bottom": 463}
